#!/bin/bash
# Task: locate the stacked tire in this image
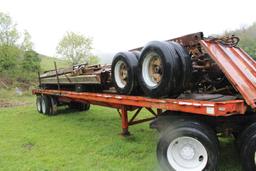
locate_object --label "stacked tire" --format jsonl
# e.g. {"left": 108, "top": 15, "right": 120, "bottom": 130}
{"left": 111, "top": 41, "right": 191, "bottom": 97}
{"left": 111, "top": 51, "right": 140, "bottom": 95}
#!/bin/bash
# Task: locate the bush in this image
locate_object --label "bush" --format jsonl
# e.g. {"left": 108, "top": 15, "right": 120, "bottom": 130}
{"left": 0, "top": 45, "right": 21, "bottom": 72}
{"left": 21, "top": 50, "right": 40, "bottom": 72}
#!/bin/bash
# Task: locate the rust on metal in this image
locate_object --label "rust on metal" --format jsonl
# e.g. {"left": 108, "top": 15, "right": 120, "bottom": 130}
{"left": 40, "top": 64, "right": 111, "bottom": 86}
{"left": 40, "top": 75, "right": 102, "bottom": 84}
{"left": 128, "top": 108, "right": 142, "bottom": 123}
{"left": 120, "top": 106, "right": 130, "bottom": 136}
{"left": 32, "top": 89, "right": 247, "bottom": 116}
{"left": 37, "top": 72, "right": 41, "bottom": 88}
{"left": 54, "top": 61, "right": 60, "bottom": 91}
{"left": 129, "top": 32, "right": 203, "bottom": 52}
{"left": 201, "top": 40, "right": 256, "bottom": 109}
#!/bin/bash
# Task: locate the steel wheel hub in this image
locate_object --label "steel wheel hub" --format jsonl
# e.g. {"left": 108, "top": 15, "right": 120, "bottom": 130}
{"left": 41, "top": 98, "right": 46, "bottom": 113}
{"left": 142, "top": 52, "right": 163, "bottom": 87}
{"left": 114, "top": 60, "right": 128, "bottom": 88}
{"left": 37, "top": 99, "right": 41, "bottom": 111}
{"left": 167, "top": 136, "right": 208, "bottom": 171}
{"left": 180, "top": 145, "right": 195, "bottom": 160}
{"left": 254, "top": 152, "right": 256, "bottom": 165}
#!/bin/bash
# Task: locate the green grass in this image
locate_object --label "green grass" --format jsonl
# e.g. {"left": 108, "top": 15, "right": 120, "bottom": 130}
{"left": 40, "top": 55, "right": 71, "bottom": 71}
{"left": 0, "top": 88, "right": 34, "bottom": 106}
{"left": 0, "top": 95, "right": 242, "bottom": 171}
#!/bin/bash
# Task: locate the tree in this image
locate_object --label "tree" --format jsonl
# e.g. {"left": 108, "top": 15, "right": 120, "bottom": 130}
{"left": 21, "top": 50, "right": 40, "bottom": 72}
{"left": 0, "top": 45, "right": 21, "bottom": 72}
{"left": 0, "top": 12, "right": 21, "bottom": 74}
{"left": 56, "top": 32, "right": 93, "bottom": 65}
{"left": 0, "top": 11, "right": 39, "bottom": 84}
{"left": 0, "top": 12, "right": 19, "bottom": 46}
{"left": 223, "top": 22, "right": 256, "bottom": 59}
{"left": 21, "top": 30, "right": 33, "bottom": 51}
{"left": 87, "top": 55, "right": 100, "bottom": 65}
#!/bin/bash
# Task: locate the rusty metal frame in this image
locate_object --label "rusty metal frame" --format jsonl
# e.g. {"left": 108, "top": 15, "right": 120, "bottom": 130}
{"left": 54, "top": 62, "right": 60, "bottom": 91}
{"left": 129, "top": 32, "right": 203, "bottom": 52}
{"left": 201, "top": 40, "right": 256, "bottom": 109}
{"left": 37, "top": 72, "right": 41, "bottom": 88}
{"left": 33, "top": 89, "right": 247, "bottom": 135}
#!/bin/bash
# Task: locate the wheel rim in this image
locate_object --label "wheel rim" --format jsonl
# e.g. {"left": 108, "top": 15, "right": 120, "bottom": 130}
{"left": 167, "top": 136, "right": 208, "bottom": 171}
{"left": 114, "top": 60, "right": 128, "bottom": 88}
{"left": 254, "top": 152, "right": 256, "bottom": 165}
{"left": 36, "top": 98, "right": 41, "bottom": 112}
{"left": 41, "top": 98, "right": 46, "bottom": 114}
{"left": 142, "top": 52, "right": 163, "bottom": 87}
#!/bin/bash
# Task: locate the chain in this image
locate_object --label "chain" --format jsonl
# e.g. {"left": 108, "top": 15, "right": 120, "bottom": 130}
{"left": 205, "top": 35, "right": 240, "bottom": 47}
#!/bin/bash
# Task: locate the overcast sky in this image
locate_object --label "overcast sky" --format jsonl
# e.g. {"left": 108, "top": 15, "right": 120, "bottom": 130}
{"left": 1, "top": 0, "right": 256, "bottom": 62}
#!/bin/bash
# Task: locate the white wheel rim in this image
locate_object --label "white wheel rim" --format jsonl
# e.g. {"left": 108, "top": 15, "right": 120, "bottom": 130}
{"left": 254, "top": 152, "right": 256, "bottom": 165}
{"left": 167, "top": 136, "right": 208, "bottom": 171}
{"left": 37, "top": 98, "right": 41, "bottom": 111}
{"left": 114, "top": 60, "right": 128, "bottom": 88}
{"left": 41, "top": 98, "right": 46, "bottom": 114}
{"left": 142, "top": 52, "right": 163, "bottom": 88}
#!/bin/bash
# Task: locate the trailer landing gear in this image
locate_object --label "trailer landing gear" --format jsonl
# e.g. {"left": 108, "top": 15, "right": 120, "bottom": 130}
{"left": 120, "top": 106, "right": 130, "bottom": 136}
{"left": 118, "top": 106, "right": 160, "bottom": 136}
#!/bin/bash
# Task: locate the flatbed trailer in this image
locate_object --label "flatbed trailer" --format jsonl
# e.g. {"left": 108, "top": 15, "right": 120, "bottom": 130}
{"left": 32, "top": 89, "right": 247, "bottom": 134}
{"left": 33, "top": 33, "right": 256, "bottom": 171}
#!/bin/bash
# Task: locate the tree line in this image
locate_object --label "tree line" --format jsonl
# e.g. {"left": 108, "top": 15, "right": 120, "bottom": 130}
{"left": 0, "top": 12, "right": 40, "bottom": 82}
{"left": 0, "top": 11, "right": 99, "bottom": 84}
{"left": 224, "top": 23, "right": 256, "bottom": 59}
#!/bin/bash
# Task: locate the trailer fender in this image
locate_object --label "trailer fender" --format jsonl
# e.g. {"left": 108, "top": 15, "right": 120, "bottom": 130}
{"left": 150, "top": 111, "right": 217, "bottom": 133}
{"left": 150, "top": 112, "right": 190, "bottom": 132}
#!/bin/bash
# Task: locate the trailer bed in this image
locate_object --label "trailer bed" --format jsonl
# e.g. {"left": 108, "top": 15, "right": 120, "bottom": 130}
{"left": 33, "top": 89, "right": 246, "bottom": 116}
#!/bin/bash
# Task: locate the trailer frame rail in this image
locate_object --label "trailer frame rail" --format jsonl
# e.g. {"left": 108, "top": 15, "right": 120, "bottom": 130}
{"left": 33, "top": 89, "right": 247, "bottom": 135}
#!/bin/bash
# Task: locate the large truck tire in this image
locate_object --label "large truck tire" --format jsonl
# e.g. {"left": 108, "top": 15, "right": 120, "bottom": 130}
{"left": 111, "top": 52, "right": 139, "bottom": 95}
{"left": 170, "top": 41, "right": 192, "bottom": 89}
{"left": 236, "top": 122, "right": 256, "bottom": 152}
{"left": 132, "top": 51, "right": 141, "bottom": 60}
{"left": 138, "top": 41, "right": 182, "bottom": 97}
{"left": 157, "top": 120, "right": 219, "bottom": 171}
{"left": 238, "top": 122, "right": 256, "bottom": 171}
{"left": 36, "top": 95, "right": 42, "bottom": 113}
{"left": 37, "top": 95, "right": 58, "bottom": 115}
{"left": 41, "top": 95, "right": 52, "bottom": 115}
{"left": 49, "top": 96, "right": 58, "bottom": 115}
{"left": 240, "top": 134, "right": 256, "bottom": 171}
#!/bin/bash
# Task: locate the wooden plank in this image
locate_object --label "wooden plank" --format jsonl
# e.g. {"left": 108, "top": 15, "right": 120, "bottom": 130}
{"left": 40, "top": 74, "right": 101, "bottom": 84}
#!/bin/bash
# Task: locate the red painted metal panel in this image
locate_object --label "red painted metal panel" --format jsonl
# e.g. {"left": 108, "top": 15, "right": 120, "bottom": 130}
{"left": 32, "top": 89, "right": 247, "bottom": 116}
{"left": 200, "top": 40, "right": 256, "bottom": 109}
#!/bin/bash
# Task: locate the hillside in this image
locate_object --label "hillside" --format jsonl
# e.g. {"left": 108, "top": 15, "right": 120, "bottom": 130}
{"left": 39, "top": 54, "right": 71, "bottom": 71}
{"left": 225, "top": 22, "right": 256, "bottom": 59}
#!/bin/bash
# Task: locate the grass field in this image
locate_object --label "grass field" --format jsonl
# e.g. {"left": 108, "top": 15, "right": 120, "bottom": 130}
{"left": 0, "top": 93, "right": 243, "bottom": 171}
